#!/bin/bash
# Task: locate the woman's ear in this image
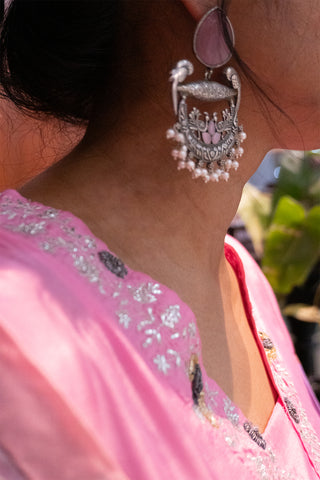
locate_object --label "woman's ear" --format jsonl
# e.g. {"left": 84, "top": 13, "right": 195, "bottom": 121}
{"left": 181, "top": 0, "right": 210, "bottom": 21}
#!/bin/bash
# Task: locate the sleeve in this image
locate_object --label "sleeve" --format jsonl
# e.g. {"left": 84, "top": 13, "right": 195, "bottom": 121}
{"left": 0, "top": 322, "right": 129, "bottom": 480}
{"left": 0, "top": 447, "right": 28, "bottom": 480}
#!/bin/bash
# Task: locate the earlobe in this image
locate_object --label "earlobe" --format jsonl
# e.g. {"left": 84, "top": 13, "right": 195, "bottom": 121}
{"left": 180, "top": 0, "right": 211, "bottom": 21}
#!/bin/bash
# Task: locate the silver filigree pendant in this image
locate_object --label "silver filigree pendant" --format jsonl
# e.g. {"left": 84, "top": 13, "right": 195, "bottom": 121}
{"left": 166, "top": 7, "right": 246, "bottom": 183}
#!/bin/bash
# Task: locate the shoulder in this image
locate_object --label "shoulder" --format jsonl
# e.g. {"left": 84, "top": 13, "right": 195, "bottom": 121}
{"left": 0, "top": 189, "right": 127, "bottom": 303}
{"left": 0, "top": 189, "right": 125, "bottom": 372}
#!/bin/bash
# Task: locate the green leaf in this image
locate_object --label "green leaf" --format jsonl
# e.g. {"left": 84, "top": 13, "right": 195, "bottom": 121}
{"left": 262, "top": 196, "right": 320, "bottom": 294}
{"left": 304, "top": 205, "right": 320, "bottom": 240}
{"left": 272, "top": 196, "right": 305, "bottom": 228}
{"left": 237, "top": 183, "right": 271, "bottom": 257}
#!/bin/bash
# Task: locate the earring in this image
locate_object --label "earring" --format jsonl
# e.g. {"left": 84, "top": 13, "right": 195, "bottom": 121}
{"left": 166, "top": 7, "right": 246, "bottom": 183}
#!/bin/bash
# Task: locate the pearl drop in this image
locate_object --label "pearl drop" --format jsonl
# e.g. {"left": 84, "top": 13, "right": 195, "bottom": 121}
{"left": 175, "top": 133, "right": 185, "bottom": 143}
{"left": 166, "top": 129, "right": 175, "bottom": 139}
{"left": 186, "top": 160, "right": 195, "bottom": 171}
{"left": 203, "top": 174, "right": 210, "bottom": 183}
{"left": 210, "top": 173, "right": 219, "bottom": 182}
{"left": 171, "top": 149, "right": 179, "bottom": 160}
{"left": 178, "top": 149, "right": 187, "bottom": 160}
{"left": 221, "top": 171, "right": 230, "bottom": 181}
{"left": 193, "top": 168, "right": 202, "bottom": 178}
{"left": 225, "top": 159, "right": 233, "bottom": 170}
{"left": 177, "top": 161, "right": 186, "bottom": 170}
{"left": 232, "top": 161, "right": 239, "bottom": 170}
{"left": 240, "top": 131, "right": 247, "bottom": 141}
{"left": 215, "top": 169, "right": 222, "bottom": 177}
{"left": 235, "top": 147, "right": 244, "bottom": 157}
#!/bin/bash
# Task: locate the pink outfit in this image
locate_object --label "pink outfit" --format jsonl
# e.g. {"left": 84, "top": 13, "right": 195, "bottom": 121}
{"left": 0, "top": 189, "right": 319, "bottom": 480}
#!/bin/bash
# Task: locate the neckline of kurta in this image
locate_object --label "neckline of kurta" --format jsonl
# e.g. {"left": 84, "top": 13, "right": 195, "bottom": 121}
{"left": 1, "top": 188, "right": 282, "bottom": 434}
{"left": 0, "top": 189, "right": 319, "bottom": 478}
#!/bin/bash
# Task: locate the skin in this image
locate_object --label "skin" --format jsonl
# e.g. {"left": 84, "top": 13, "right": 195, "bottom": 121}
{"left": 20, "top": 0, "right": 320, "bottom": 432}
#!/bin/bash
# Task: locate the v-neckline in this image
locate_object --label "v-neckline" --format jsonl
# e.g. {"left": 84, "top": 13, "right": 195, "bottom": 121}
{"left": 7, "top": 189, "right": 280, "bottom": 435}
{"left": 221, "top": 242, "right": 280, "bottom": 433}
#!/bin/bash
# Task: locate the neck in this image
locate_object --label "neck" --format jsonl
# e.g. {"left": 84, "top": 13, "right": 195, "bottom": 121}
{"left": 20, "top": 0, "right": 274, "bottom": 304}
{"left": 19, "top": 99, "right": 269, "bottom": 299}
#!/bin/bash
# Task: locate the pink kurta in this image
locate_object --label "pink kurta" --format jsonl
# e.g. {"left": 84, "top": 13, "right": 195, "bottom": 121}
{"left": 0, "top": 189, "right": 319, "bottom": 479}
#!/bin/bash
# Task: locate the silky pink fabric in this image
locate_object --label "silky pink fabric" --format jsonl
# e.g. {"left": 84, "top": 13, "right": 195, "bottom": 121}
{"left": 0, "top": 189, "right": 319, "bottom": 479}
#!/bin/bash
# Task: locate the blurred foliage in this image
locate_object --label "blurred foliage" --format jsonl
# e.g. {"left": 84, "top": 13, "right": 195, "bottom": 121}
{"left": 238, "top": 183, "right": 270, "bottom": 258}
{"left": 271, "top": 151, "right": 320, "bottom": 212}
{"left": 262, "top": 197, "right": 320, "bottom": 295}
{"left": 238, "top": 151, "right": 320, "bottom": 298}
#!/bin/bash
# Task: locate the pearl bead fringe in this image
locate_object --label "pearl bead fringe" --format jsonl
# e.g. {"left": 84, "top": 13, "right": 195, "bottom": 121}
{"left": 167, "top": 129, "right": 246, "bottom": 183}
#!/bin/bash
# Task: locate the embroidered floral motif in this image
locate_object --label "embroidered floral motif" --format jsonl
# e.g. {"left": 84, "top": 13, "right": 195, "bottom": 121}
{"left": 161, "top": 305, "right": 181, "bottom": 328}
{"left": 153, "top": 354, "right": 170, "bottom": 374}
{"left": 143, "top": 328, "right": 161, "bottom": 348}
{"left": 117, "top": 311, "right": 131, "bottom": 329}
{"left": 98, "top": 250, "right": 128, "bottom": 279}
{"left": 223, "top": 398, "right": 239, "bottom": 427}
{"left": 73, "top": 254, "right": 101, "bottom": 283}
{"left": 261, "top": 330, "right": 320, "bottom": 473}
{"left": 0, "top": 193, "right": 315, "bottom": 480}
{"left": 204, "top": 382, "right": 219, "bottom": 407}
{"left": 167, "top": 348, "right": 181, "bottom": 367}
{"left": 128, "top": 282, "right": 162, "bottom": 303}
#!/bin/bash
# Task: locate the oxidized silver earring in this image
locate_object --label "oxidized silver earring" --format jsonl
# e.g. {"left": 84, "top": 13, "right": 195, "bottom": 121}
{"left": 167, "top": 7, "right": 246, "bottom": 183}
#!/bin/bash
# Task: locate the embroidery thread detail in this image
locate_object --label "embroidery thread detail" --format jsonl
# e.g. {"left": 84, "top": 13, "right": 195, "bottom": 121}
{"left": 260, "top": 330, "right": 320, "bottom": 472}
{"left": 243, "top": 422, "right": 267, "bottom": 450}
{"left": 284, "top": 397, "right": 300, "bottom": 424}
{"left": 0, "top": 193, "right": 314, "bottom": 480}
{"left": 98, "top": 250, "right": 128, "bottom": 278}
{"left": 188, "top": 354, "right": 219, "bottom": 428}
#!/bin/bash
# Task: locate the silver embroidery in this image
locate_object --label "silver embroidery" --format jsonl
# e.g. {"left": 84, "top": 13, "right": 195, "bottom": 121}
{"left": 137, "top": 307, "right": 155, "bottom": 331}
{"left": 171, "top": 332, "right": 180, "bottom": 340}
{"left": 262, "top": 331, "right": 320, "bottom": 474}
{"left": 0, "top": 194, "right": 315, "bottom": 480}
{"left": 13, "top": 221, "right": 47, "bottom": 235}
{"left": 42, "top": 208, "right": 59, "bottom": 219}
{"left": 117, "top": 312, "right": 131, "bottom": 329}
{"left": 73, "top": 254, "right": 100, "bottom": 282}
{"left": 167, "top": 349, "right": 181, "bottom": 367}
{"left": 129, "top": 282, "right": 162, "bottom": 303}
{"left": 143, "top": 329, "right": 162, "bottom": 347}
{"left": 153, "top": 354, "right": 170, "bottom": 374}
{"left": 204, "top": 382, "right": 219, "bottom": 407}
{"left": 224, "top": 397, "right": 240, "bottom": 426}
{"left": 188, "top": 322, "right": 197, "bottom": 337}
{"left": 161, "top": 305, "right": 181, "bottom": 328}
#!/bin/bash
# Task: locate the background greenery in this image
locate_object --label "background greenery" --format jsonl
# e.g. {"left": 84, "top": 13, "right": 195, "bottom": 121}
{"left": 238, "top": 150, "right": 320, "bottom": 307}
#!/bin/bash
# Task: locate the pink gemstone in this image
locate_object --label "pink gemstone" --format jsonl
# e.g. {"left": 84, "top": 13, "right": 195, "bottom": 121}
{"left": 193, "top": 7, "right": 234, "bottom": 68}
{"left": 202, "top": 132, "right": 212, "bottom": 144}
{"left": 212, "top": 132, "right": 221, "bottom": 144}
{"left": 208, "top": 120, "right": 216, "bottom": 135}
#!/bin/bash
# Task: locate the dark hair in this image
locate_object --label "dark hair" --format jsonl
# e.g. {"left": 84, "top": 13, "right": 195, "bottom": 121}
{"left": 0, "top": 0, "right": 122, "bottom": 125}
{"left": 0, "top": 0, "right": 293, "bottom": 140}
